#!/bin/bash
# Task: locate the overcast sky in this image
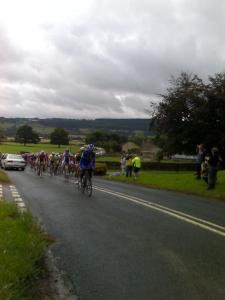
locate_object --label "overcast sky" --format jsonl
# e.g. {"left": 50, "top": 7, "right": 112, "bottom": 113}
{"left": 0, "top": 0, "right": 225, "bottom": 119}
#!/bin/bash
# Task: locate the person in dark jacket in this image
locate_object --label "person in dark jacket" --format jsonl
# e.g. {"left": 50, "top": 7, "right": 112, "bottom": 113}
{"left": 207, "top": 147, "right": 221, "bottom": 190}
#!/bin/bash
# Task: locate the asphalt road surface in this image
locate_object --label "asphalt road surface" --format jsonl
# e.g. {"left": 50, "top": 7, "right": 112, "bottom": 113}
{"left": 6, "top": 169, "right": 225, "bottom": 300}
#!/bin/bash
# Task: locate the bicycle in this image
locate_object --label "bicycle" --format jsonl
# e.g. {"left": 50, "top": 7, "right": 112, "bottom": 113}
{"left": 49, "top": 162, "right": 54, "bottom": 176}
{"left": 64, "top": 164, "right": 70, "bottom": 180}
{"left": 79, "top": 169, "right": 92, "bottom": 197}
{"left": 37, "top": 162, "right": 44, "bottom": 177}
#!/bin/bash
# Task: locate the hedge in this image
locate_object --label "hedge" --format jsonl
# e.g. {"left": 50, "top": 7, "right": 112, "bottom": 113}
{"left": 101, "top": 161, "right": 196, "bottom": 171}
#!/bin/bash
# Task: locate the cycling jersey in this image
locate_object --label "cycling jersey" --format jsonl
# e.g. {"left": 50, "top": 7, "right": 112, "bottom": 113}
{"left": 80, "top": 149, "right": 95, "bottom": 170}
{"left": 63, "top": 152, "right": 70, "bottom": 164}
{"left": 39, "top": 153, "right": 46, "bottom": 162}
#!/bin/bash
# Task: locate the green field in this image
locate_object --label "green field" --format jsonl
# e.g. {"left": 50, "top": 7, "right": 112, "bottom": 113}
{"left": 0, "top": 202, "right": 51, "bottom": 299}
{"left": 106, "top": 170, "right": 225, "bottom": 201}
{"left": 0, "top": 142, "right": 81, "bottom": 154}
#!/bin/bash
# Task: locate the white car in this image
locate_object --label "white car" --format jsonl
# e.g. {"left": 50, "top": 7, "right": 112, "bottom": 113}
{"left": 2, "top": 154, "right": 26, "bottom": 171}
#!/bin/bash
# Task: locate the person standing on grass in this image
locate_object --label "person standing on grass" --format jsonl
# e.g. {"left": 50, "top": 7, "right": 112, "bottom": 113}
{"left": 201, "top": 158, "right": 209, "bottom": 183}
{"left": 125, "top": 152, "right": 133, "bottom": 177}
{"left": 207, "top": 147, "right": 221, "bottom": 190}
{"left": 132, "top": 153, "right": 141, "bottom": 179}
{"left": 120, "top": 152, "right": 126, "bottom": 175}
{"left": 195, "top": 144, "right": 206, "bottom": 179}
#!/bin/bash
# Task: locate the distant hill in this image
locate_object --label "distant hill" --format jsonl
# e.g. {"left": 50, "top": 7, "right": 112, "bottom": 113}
{"left": 0, "top": 117, "right": 153, "bottom": 137}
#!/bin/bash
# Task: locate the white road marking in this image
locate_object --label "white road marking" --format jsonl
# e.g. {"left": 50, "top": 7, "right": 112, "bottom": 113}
{"left": 14, "top": 197, "right": 23, "bottom": 202}
{"left": 0, "top": 185, "right": 3, "bottom": 199}
{"left": 93, "top": 185, "right": 225, "bottom": 238}
{"left": 17, "top": 202, "right": 26, "bottom": 208}
{"left": 8, "top": 185, "right": 27, "bottom": 211}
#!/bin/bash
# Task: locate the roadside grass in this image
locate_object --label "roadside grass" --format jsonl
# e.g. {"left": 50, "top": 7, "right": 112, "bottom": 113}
{"left": 0, "top": 170, "right": 10, "bottom": 183}
{"left": 0, "top": 202, "right": 52, "bottom": 299}
{"left": 0, "top": 142, "right": 81, "bottom": 154}
{"left": 105, "top": 170, "right": 225, "bottom": 201}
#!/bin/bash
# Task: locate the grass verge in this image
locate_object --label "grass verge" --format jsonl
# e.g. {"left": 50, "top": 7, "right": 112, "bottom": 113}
{"left": 105, "top": 170, "right": 225, "bottom": 201}
{"left": 0, "top": 202, "right": 52, "bottom": 299}
{"left": 0, "top": 170, "right": 10, "bottom": 183}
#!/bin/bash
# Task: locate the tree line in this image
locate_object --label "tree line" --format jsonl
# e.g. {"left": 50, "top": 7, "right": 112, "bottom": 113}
{"left": 0, "top": 125, "right": 70, "bottom": 148}
{"left": 0, "top": 125, "right": 128, "bottom": 152}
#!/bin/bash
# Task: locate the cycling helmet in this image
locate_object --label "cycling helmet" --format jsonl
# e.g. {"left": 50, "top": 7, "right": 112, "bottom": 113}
{"left": 88, "top": 144, "right": 94, "bottom": 150}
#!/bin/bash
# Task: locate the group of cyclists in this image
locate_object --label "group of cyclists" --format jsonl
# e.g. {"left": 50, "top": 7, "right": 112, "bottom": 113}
{"left": 25, "top": 144, "right": 96, "bottom": 186}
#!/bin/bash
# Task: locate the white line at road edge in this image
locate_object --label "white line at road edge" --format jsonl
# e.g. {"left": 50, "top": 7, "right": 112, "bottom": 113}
{"left": 93, "top": 186, "right": 225, "bottom": 238}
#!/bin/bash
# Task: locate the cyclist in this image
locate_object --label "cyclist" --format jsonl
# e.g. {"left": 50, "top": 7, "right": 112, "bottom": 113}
{"left": 80, "top": 144, "right": 96, "bottom": 182}
{"left": 49, "top": 152, "right": 56, "bottom": 175}
{"left": 62, "top": 149, "right": 71, "bottom": 178}
{"left": 74, "top": 147, "right": 84, "bottom": 183}
{"left": 54, "top": 153, "right": 61, "bottom": 175}
{"left": 37, "top": 150, "right": 47, "bottom": 176}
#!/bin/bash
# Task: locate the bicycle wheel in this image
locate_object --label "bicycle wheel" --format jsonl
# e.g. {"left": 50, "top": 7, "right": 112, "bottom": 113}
{"left": 77, "top": 177, "right": 81, "bottom": 191}
{"left": 85, "top": 177, "right": 92, "bottom": 197}
{"left": 81, "top": 176, "right": 86, "bottom": 194}
{"left": 50, "top": 165, "right": 53, "bottom": 176}
{"left": 39, "top": 164, "right": 43, "bottom": 177}
{"left": 64, "top": 165, "right": 69, "bottom": 180}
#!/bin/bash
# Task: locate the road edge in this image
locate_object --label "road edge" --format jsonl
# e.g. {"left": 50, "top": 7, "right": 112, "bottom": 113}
{"left": 46, "top": 248, "right": 79, "bottom": 300}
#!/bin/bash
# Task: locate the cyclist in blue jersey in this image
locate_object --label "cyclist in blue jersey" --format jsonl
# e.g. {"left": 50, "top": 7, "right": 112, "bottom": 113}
{"left": 80, "top": 144, "right": 96, "bottom": 181}
{"left": 63, "top": 149, "right": 70, "bottom": 164}
{"left": 62, "top": 149, "right": 70, "bottom": 174}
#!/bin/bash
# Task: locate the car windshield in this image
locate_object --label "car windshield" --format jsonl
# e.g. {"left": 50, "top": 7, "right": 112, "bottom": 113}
{"left": 8, "top": 154, "right": 23, "bottom": 159}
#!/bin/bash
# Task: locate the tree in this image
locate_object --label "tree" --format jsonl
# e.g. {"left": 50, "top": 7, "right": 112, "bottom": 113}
{"left": 150, "top": 72, "right": 225, "bottom": 155}
{"left": 0, "top": 129, "right": 5, "bottom": 143}
{"left": 86, "top": 131, "right": 127, "bottom": 152}
{"left": 50, "top": 128, "right": 69, "bottom": 147}
{"left": 15, "top": 125, "right": 40, "bottom": 146}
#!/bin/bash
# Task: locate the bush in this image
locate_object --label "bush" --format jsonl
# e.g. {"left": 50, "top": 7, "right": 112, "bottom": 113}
{"left": 155, "top": 150, "right": 164, "bottom": 162}
{"left": 94, "top": 162, "right": 107, "bottom": 176}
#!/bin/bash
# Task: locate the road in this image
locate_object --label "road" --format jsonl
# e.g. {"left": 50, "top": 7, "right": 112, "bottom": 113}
{"left": 5, "top": 169, "right": 225, "bottom": 300}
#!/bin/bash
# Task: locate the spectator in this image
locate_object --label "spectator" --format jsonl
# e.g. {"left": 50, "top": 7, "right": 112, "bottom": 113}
{"left": 132, "top": 153, "right": 141, "bottom": 179}
{"left": 207, "top": 147, "right": 221, "bottom": 190}
{"left": 125, "top": 153, "right": 133, "bottom": 177}
{"left": 120, "top": 152, "right": 126, "bottom": 175}
{"left": 201, "top": 158, "right": 208, "bottom": 183}
{"left": 195, "top": 144, "right": 206, "bottom": 179}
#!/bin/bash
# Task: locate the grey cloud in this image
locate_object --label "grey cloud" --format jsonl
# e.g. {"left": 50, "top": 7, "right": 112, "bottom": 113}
{"left": 0, "top": 27, "right": 26, "bottom": 63}
{"left": 1, "top": 0, "right": 225, "bottom": 118}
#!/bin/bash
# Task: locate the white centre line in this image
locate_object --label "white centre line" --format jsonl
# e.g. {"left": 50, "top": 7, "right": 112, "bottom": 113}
{"left": 93, "top": 185, "right": 225, "bottom": 238}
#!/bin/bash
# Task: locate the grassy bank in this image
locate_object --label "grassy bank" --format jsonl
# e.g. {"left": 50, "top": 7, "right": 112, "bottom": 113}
{"left": 0, "top": 170, "right": 10, "bottom": 183}
{"left": 0, "top": 142, "right": 81, "bottom": 154}
{"left": 106, "top": 170, "right": 225, "bottom": 201}
{"left": 0, "top": 202, "right": 51, "bottom": 299}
